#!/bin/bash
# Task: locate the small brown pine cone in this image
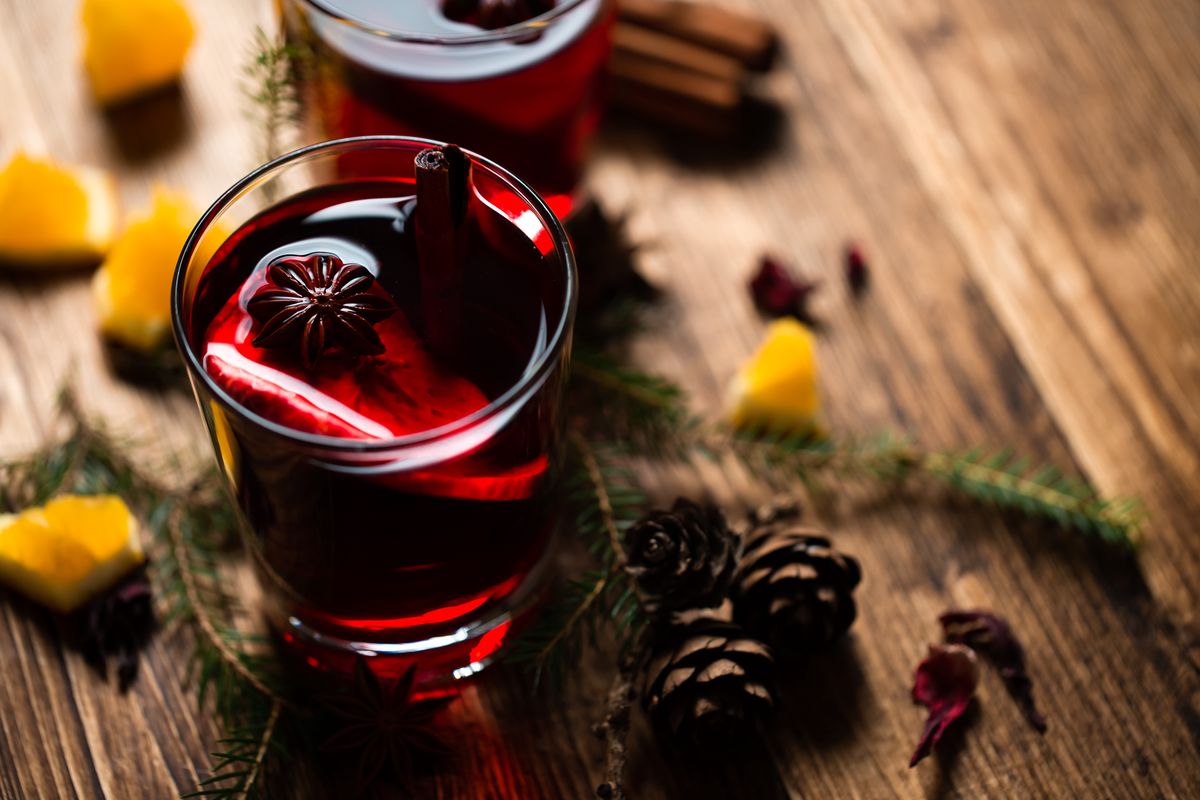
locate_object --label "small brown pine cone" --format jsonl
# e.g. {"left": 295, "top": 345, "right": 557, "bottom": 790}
{"left": 733, "top": 509, "right": 862, "bottom": 658}
{"left": 643, "top": 604, "right": 778, "bottom": 746}
{"left": 624, "top": 498, "right": 738, "bottom": 615}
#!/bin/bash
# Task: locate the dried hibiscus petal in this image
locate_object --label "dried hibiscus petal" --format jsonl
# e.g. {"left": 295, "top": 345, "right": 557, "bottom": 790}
{"left": 748, "top": 255, "right": 818, "bottom": 321}
{"left": 76, "top": 568, "right": 156, "bottom": 691}
{"left": 845, "top": 242, "right": 869, "bottom": 296}
{"left": 940, "top": 609, "right": 1047, "bottom": 733}
{"left": 909, "top": 643, "right": 979, "bottom": 767}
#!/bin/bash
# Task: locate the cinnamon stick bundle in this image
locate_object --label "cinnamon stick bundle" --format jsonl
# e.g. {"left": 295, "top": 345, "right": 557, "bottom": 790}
{"left": 415, "top": 145, "right": 471, "bottom": 361}
{"left": 619, "top": 0, "right": 779, "bottom": 72}
{"left": 609, "top": 49, "right": 742, "bottom": 139}
{"left": 613, "top": 22, "right": 745, "bottom": 84}
{"left": 611, "top": 0, "right": 780, "bottom": 137}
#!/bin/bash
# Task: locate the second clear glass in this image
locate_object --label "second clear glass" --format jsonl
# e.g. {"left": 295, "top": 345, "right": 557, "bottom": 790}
{"left": 281, "top": 0, "right": 616, "bottom": 220}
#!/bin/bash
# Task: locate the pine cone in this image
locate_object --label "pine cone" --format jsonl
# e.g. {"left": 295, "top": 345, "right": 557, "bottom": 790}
{"left": 733, "top": 505, "right": 862, "bottom": 657}
{"left": 623, "top": 498, "right": 738, "bottom": 614}
{"left": 643, "top": 605, "right": 777, "bottom": 745}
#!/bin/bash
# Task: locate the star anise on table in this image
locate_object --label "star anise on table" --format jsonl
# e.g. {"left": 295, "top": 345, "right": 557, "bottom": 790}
{"left": 318, "top": 657, "right": 456, "bottom": 793}
{"left": 247, "top": 252, "right": 395, "bottom": 366}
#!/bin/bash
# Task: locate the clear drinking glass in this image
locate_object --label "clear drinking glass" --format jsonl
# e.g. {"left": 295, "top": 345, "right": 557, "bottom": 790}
{"left": 280, "top": 0, "right": 616, "bottom": 219}
{"left": 172, "top": 136, "right": 577, "bottom": 683}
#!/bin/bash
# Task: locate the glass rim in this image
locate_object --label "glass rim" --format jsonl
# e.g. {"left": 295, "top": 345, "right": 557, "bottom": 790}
{"left": 171, "top": 135, "right": 578, "bottom": 454}
{"left": 299, "top": 0, "right": 594, "bottom": 46}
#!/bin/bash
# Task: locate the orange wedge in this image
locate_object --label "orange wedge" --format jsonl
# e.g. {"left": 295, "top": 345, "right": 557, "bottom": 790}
{"left": 81, "top": 0, "right": 195, "bottom": 105}
{"left": 0, "top": 152, "right": 118, "bottom": 269}
{"left": 93, "top": 190, "right": 211, "bottom": 352}
{"left": 727, "top": 318, "right": 821, "bottom": 434}
{"left": 0, "top": 495, "right": 143, "bottom": 613}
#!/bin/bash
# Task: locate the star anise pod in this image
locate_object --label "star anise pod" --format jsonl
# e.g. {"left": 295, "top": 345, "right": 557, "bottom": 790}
{"left": 319, "top": 657, "right": 455, "bottom": 793}
{"left": 247, "top": 252, "right": 395, "bottom": 366}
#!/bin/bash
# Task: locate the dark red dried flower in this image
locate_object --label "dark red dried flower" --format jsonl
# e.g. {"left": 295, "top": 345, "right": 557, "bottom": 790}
{"left": 319, "top": 657, "right": 455, "bottom": 793}
{"left": 748, "top": 255, "right": 818, "bottom": 321}
{"left": 76, "top": 568, "right": 156, "bottom": 691}
{"left": 940, "top": 609, "right": 1047, "bottom": 733}
{"left": 909, "top": 643, "right": 979, "bottom": 767}
{"left": 247, "top": 252, "right": 395, "bottom": 367}
{"left": 845, "top": 242, "right": 869, "bottom": 296}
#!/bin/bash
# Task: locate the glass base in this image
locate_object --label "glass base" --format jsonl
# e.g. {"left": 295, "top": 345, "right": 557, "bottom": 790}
{"left": 268, "top": 554, "right": 552, "bottom": 687}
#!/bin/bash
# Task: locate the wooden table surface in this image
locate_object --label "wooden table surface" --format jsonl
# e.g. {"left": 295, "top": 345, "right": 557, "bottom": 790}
{"left": 2, "top": 0, "right": 1199, "bottom": 797}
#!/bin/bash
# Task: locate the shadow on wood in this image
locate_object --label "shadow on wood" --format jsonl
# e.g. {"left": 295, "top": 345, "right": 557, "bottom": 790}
{"left": 599, "top": 94, "right": 789, "bottom": 173}
{"left": 100, "top": 84, "right": 192, "bottom": 164}
{"left": 773, "top": 636, "right": 869, "bottom": 750}
{"left": 924, "top": 701, "right": 980, "bottom": 800}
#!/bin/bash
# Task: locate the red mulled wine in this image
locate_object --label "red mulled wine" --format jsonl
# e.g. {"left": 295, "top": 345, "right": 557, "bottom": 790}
{"left": 177, "top": 141, "right": 575, "bottom": 682}
{"left": 281, "top": 0, "right": 615, "bottom": 218}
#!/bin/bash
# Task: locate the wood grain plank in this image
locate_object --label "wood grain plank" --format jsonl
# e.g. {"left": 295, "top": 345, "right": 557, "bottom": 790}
{"left": 806, "top": 0, "right": 1200, "bottom": 628}
{"left": 2, "top": 0, "right": 1199, "bottom": 797}
{"left": 591, "top": 1, "right": 1200, "bottom": 795}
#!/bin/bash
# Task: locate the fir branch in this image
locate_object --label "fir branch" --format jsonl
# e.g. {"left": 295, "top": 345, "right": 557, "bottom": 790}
{"left": 166, "top": 505, "right": 280, "bottom": 705}
{"left": 0, "top": 394, "right": 288, "bottom": 799}
{"left": 570, "top": 349, "right": 695, "bottom": 456}
{"left": 593, "top": 644, "right": 642, "bottom": 800}
{"left": 183, "top": 700, "right": 282, "bottom": 800}
{"left": 724, "top": 432, "right": 1142, "bottom": 546}
{"left": 509, "top": 434, "right": 651, "bottom": 685}
{"left": 510, "top": 567, "right": 621, "bottom": 687}
{"left": 573, "top": 430, "right": 629, "bottom": 566}
{"left": 571, "top": 354, "right": 1143, "bottom": 546}
{"left": 922, "top": 450, "right": 1144, "bottom": 546}
{"left": 719, "top": 427, "right": 919, "bottom": 485}
{"left": 243, "top": 27, "right": 307, "bottom": 164}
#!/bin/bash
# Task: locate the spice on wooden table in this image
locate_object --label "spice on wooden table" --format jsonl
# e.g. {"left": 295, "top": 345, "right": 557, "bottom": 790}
{"left": 619, "top": 0, "right": 779, "bottom": 71}
{"left": 609, "top": 0, "right": 781, "bottom": 137}
{"left": 909, "top": 643, "right": 979, "bottom": 767}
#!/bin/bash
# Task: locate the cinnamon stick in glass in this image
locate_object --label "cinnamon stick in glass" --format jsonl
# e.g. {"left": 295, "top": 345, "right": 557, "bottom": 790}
{"left": 415, "top": 144, "right": 471, "bottom": 361}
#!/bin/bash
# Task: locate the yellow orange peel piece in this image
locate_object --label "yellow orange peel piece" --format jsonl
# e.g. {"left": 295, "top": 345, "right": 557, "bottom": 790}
{"left": 727, "top": 318, "right": 821, "bottom": 435}
{"left": 0, "top": 153, "right": 118, "bottom": 269}
{"left": 0, "top": 495, "right": 143, "bottom": 613}
{"left": 81, "top": 0, "right": 195, "bottom": 105}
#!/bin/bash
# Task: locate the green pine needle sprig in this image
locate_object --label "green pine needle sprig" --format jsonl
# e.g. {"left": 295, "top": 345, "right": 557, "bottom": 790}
{"left": 570, "top": 355, "right": 1144, "bottom": 548}
{"left": 570, "top": 348, "right": 698, "bottom": 457}
{"left": 243, "top": 27, "right": 308, "bottom": 164}
{"left": 923, "top": 449, "right": 1145, "bottom": 546}
{"left": 508, "top": 433, "right": 651, "bottom": 686}
{"left": 0, "top": 393, "right": 287, "bottom": 800}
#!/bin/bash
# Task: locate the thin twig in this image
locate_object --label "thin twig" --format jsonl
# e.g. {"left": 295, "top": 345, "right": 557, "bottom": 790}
{"left": 236, "top": 700, "right": 281, "bottom": 800}
{"left": 921, "top": 452, "right": 1139, "bottom": 529}
{"left": 167, "top": 508, "right": 282, "bottom": 704}
{"left": 572, "top": 431, "right": 626, "bottom": 566}
{"left": 523, "top": 433, "right": 627, "bottom": 677}
{"left": 573, "top": 361, "right": 682, "bottom": 413}
{"left": 594, "top": 648, "right": 639, "bottom": 800}
{"left": 531, "top": 567, "right": 617, "bottom": 677}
